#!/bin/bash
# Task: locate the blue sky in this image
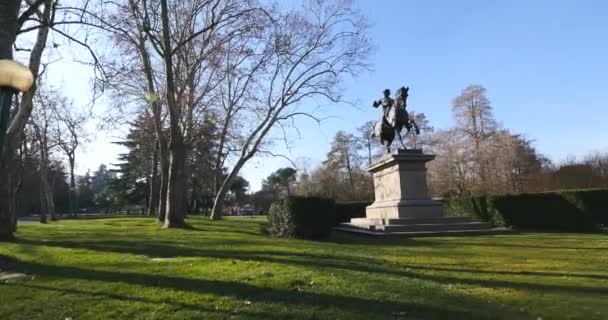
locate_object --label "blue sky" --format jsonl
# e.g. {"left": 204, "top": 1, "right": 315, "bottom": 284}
{"left": 47, "top": 0, "right": 608, "bottom": 191}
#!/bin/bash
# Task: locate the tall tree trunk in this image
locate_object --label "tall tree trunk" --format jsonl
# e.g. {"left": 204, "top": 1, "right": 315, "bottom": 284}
{"left": 134, "top": 18, "right": 168, "bottom": 222}
{"left": 46, "top": 176, "right": 56, "bottom": 221}
{"left": 214, "top": 115, "right": 231, "bottom": 194}
{"left": 158, "top": 146, "right": 169, "bottom": 222}
{"left": 0, "top": 162, "right": 17, "bottom": 237}
{"left": 39, "top": 141, "right": 55, "bottom": 222}
{"left": 10, "top": 170, "right": 18, "bottom": 232}
{"left": 0, "top": 0, "right": 22, "bottom": 240}
{"left": 211, "top": 156, "right": 250, "bottom": 220}
{"left": 164, "top": 136, "right": 187, "bottom": 227}
{"left": 159, "top": 0, "right": 186, "bottom": 228}
{"left": 39, "top": 178, "right": 47, "bottom": 223}
{"left": 190, "top": 173, "right": 198, "bottom": 214}
{"left": 148, "top": 141, "right": 159, "bottom": 216}
{"left": 0, "top": 0, "right": 19, "bottom": 60}
{"left": 68, "top": 155, "right": 77, "bottom": 216}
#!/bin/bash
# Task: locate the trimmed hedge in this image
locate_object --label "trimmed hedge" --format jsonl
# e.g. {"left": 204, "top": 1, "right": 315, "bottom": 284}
{"left": 444, "top": 189, "right": 608, "bottom": 232}
{"left": 267, "top": 196, "right": 335, "bottom": 239}
{"left": 334, "top": 201, "right": 370, "bottom": 225}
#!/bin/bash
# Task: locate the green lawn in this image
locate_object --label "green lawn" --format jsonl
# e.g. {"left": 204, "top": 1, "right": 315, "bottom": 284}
{"left": 0, "top": 216, "right": 607, "bottom": 320}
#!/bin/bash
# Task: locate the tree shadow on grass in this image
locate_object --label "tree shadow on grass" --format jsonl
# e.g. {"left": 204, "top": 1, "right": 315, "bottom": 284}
{"left": 329, "top": 232, "right": 451, "bottom": 247}
{"left": 0, "top": 256, "right": 510, "bottom": 320}
{"left": 441, "top": 241, "right": 608, "bottom": 251}
{"left": 5, "top": 282, "right": 276, "bottom": 320}
{"left": 397, "top": 264, "right": 608, "bottom": 281}
{"left": 8, "top": 239, "right": 608, "bottom": 296}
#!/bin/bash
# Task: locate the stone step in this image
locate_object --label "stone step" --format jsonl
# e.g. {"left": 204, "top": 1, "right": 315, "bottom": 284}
{"left": 334, "top": 226, "right": 514, "bottom": 237}
{"left": 341, "top": 221, "right": 492, "bottom": 232}
{"left": 375, "top": 222, "right": 491, "bottom": 232}
{"left": 350, "top": 216, "right": 472, "bottom": 225}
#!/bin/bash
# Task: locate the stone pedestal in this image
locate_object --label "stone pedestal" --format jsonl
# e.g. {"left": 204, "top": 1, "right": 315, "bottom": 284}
{"left": 366, "top": 149, "right": 443, "bottom": 219}
{"left": 335, "top": 149, "right": 504, "bottom": 236}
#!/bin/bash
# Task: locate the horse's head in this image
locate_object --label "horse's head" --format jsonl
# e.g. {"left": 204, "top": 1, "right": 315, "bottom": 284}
{"left": 396, "top": 86, "right": 408, "bottom": 100}
{"left": 395, "top": 86, "right": 409, "bottom": 109}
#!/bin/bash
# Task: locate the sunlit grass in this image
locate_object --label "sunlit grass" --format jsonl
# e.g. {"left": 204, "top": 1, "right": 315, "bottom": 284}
{"left": 1, "top": 216, "right": 606, "bottom": 319}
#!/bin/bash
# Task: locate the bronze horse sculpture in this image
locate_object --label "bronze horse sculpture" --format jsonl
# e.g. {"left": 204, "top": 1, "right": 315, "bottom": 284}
{"left": 372, "top": 86, "right": 420, "bottom": 152}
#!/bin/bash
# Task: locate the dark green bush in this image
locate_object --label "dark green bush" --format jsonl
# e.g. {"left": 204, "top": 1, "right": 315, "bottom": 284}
{"left": 334, "top": 201, "right": 370, "bottom": 225}
{"left": 267, "top": 196, "right": 335, "bottom": 239}
{"left": 561, "top": 189, "right": 608, "bottom": 226}
{"left": 443, "top": 196, "right": 506, "bottom": 226}
{"left": 444, "top": 189, "right": 608, "bottom": 232}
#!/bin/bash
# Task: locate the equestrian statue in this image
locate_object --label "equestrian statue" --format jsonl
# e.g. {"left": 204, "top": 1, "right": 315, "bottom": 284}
{"left": 372, "top": 86, "right": 420, "bottom": 152}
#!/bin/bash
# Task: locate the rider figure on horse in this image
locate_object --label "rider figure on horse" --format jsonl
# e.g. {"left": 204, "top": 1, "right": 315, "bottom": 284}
{"left": 371, "top": 86, "right": 420, "bottom": 152}
{"left": 373, "top": 89, "right": 394, "bottom": 124}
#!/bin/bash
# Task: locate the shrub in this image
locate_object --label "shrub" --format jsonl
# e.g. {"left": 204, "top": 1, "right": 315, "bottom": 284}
{"left": 334, "top": 201, "right": 370, "bottom": 225}
{"left": 443, "top": 196, "right": 506, "bottom": 227}
{"left": 267, "top": 196, "right": 335, "bottom": 239}
{"left": 444, "top": 189, "right": 608, "bottom": 232}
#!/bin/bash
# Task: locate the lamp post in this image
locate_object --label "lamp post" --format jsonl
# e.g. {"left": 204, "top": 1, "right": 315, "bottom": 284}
{"left": 0, "top": 60, "right": 34, "bottom": 157}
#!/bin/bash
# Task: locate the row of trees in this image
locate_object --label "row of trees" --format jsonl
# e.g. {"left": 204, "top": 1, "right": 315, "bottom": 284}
{"left": 0, "top": 0, "right": 372, "bottom": 239}
{"left": 112, "top": 112, "right": 253, "bottom": 215}
{"left": 90, "top": 0, "right": 370, "bottom": 227}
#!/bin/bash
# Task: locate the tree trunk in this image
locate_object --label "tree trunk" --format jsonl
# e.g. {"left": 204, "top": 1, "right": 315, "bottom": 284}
{"left": 147, "top": 141, "right": 159, "bottom": 216}
{"left": 164, "top": 136, "right": 187, "bottom": 227}
{"left": 157, "top": 139, "right": 169, "bottom": 222}
{"left": 211, "top": 156, "right": 249, "bottom": 220}
{"left": 159, "top": 0, "right": 186, "bottom": 228}
{"left": 0, "top": 0, "right": 19, "bottom": 60}
{"left": 39, "top": 178, "right": 47, "bottom": 223}
{"left": 46, "top": 181, "right": 56, "bottom": 221}
{"left": 0, "top": 162, "right": 15, "bottom": 239}
{"left": 190, "top": 174, "right": 198, "bottom": 215}
{"left": 68, "top": 156, "right": 77, "bottom": 216}
{"left": 0, "top": 0, "right": 21, "bottom": 241}
{"left": 135, "top": 26, "right": 167, "bottom": 222}
{"left": 39, "top": 150, "right": 55, "bottom": 222}
{"left": 214, "top": 115, "right": 231, "bottom": 194}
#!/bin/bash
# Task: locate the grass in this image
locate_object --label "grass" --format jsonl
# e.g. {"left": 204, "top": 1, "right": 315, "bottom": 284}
{"left": 0, "top": 216, "right": 607, "bottom": 320}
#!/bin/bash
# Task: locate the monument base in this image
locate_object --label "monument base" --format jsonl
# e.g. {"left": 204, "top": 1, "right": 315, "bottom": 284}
{"left": 335, "top": 149, "right": 509, "bottom": 237}
{"left": 365, "top": 199, "right": 444, "bottom": 219}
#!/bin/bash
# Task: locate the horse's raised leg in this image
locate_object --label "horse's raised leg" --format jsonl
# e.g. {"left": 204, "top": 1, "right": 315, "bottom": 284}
{"left": 412, "top": 120, "right": 420, "bottom": 135}
{"left": 381, "top": 138, "right": 390, "bottom": 153}
{"left": 397, "top": 131, "right": 407, "bottom": 150}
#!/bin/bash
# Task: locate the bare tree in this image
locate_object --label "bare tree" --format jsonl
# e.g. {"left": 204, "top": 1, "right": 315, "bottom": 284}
{"left": 451, "top": 84, "right": 498, "bottom": 194}
{"left": 324, "top": 131, "right": 361, "bottom": 195}
{"left": 357, "top": 120, "right": 381, "bottom": 166}
{"left": 30, "top": 85, "right": 60, "bottom": 222}
{"left": 404, "top": 111, "right": 434, "bottom": 150}
{"left": 212, "top": 29, "right": 270, "bottom": 198}
{"left": 89, "top": 0, "right": 171, "bottom": 222}
{"left": 210, "top": 0, "right": 371, "bottom": 219}
{"left": 150, "top": 0, "right": 264, "bottom": 228}
{"left": 51, "top": 95, "right": 88, "bottom": 216}
{"left": 427, "top": 129, "right": 473, "bottom": 197}
{"left": 584, "top": 151, "right": 608, "bottom": 188}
